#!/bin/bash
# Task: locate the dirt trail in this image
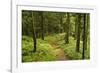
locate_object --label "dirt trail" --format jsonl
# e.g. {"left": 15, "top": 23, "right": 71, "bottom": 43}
{"left": 51, "top": 41, "right": 69, "bottom": 60}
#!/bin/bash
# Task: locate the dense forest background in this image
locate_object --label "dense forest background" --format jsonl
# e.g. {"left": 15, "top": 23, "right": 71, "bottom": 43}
{"left": 22, "top": 10, "right": 90, "bottom": 62}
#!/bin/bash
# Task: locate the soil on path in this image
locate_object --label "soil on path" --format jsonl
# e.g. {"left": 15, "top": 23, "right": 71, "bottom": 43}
{"left": 51, "top": 41, "right": 69, "bottom": 60}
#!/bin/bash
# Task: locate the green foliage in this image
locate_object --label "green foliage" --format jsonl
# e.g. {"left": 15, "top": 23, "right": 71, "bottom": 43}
{"left": 22, "top": 10, "right": 90, "bottom": 62}
{"left": 58, "top": 36, "right": 90, "bottom": 60}
{"left": 22, "top": 36, "right": 57, "bottom": 62}
{"left": 22, "top": 34, "right": 90, "bottom": 62}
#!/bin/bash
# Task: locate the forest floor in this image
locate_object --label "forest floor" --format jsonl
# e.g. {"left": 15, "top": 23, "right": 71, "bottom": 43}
{"left": 51, "top": 39, "right": 69, "bottom": 60}
{"left": 22, "top": 33, "right": 90, "bottom": 62}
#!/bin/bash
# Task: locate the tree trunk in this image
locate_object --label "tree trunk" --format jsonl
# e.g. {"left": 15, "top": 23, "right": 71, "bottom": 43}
{"left": 60, "top": 13, "right": 63, "bottom": 33}
{"left": 65, "top": 13, "right": 70, "bottom": 44}
{"left": 82, "top": 13, "right": 86, "bottom": 59}
{"left": 76, "top": 14, "right": 81, "bottom": 52}
{"left": 85, "top": 14, "right": 89, "bottom": 50}
{"left": 75, "top": 14, "right": 78, "bottom": 40}
{"left": 86, "top": 13, "right": 90, "bottom": 51}
{"left": 32, "top": 12, "right": 37, "bottom": 52}
{"left": 40, "top": 11, "right": 44, "bottom": 40}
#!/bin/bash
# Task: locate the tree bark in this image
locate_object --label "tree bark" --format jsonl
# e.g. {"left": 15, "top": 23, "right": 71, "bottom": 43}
{"left": 65, "top": 13, "right": 70, "bottom": 44}
{"left": 40, "top": 11, "right": 44, "bottom": 40}
{"left": 32, "top": 12, "right": 37, "bottom": 52}
{"left": 85, "top": 14, "right": 89, "bottom": 50}
{"left": 76, "top": 14, "right": 81, "bottom": 52}
{"left": 82, "top": 13, "right": 86, "bottom": 59}
{"left": 75, "top": 14, "right": 78, "bottom": 40}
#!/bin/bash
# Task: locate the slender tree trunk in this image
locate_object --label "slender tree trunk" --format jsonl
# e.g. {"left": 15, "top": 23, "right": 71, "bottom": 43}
{"left": 82, "top": 13, "right": 86, "bottom": 59}
{"left": 76, "top": 14, "right": 81, "bottom": 52}
{"left": 40, "top": 11, "right": 44, "bottom": 40}
{"left": 86, "top": 13, "right": 90, "bottom": 51}
{"left": 69, "top": 14, "right": 71, "bottom": 35}
{"left": 65, "top": 13, "right": 70, "bottom": 44}
{"left": 75, "top": 14, "right": 78, "bottom": 40}
{"left": 32, "top": 12, "right": 37, "bottom": 52}
{"left": 85, "top": 14, "right": 89, "bottom": 50}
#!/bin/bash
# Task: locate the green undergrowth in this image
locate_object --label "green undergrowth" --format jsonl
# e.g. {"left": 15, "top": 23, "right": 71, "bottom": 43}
{"left": 22, "top": 36, "right": 57, "bottom": 62}
{"left": 58, "top": 36, "right": 90, "bottom": 60}
{"left": 22, "top": 33, "right": 90, "bottom": 62}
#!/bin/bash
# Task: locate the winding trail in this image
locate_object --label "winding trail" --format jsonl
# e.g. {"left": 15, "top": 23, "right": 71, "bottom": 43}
{"left": 51, "top": 40, "right": 69, "bottom": 60}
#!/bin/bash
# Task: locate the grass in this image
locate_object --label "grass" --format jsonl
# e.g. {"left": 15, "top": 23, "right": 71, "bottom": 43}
{"left": 22, "top": 33, "right": 90, "bottom": 62}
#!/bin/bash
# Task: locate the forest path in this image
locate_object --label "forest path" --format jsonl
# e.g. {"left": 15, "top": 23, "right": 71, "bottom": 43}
{"left": 51, "top": 34, "right": 69, "bottom": 60}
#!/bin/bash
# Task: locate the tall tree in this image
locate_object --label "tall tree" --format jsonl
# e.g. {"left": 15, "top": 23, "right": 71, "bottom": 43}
{"left": 85, "top": 13, "right": 89, "bottom": 50}
{"left": 65, "top": 13, "right": 70, "bottom": 44}
{"left": 74, "top": 13, "right": 78, "bottom": 40}
{"left": 76, "top": 13, "right": 81, "bottom": 52}
{"left": 32, "top": 12, "right": 37, "bottom": 52}
{"left": 39, "top": 11, "right": 44, "bottom": 40}
{"left": 82, "top": 13, "right": 86, "bottom": 59}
